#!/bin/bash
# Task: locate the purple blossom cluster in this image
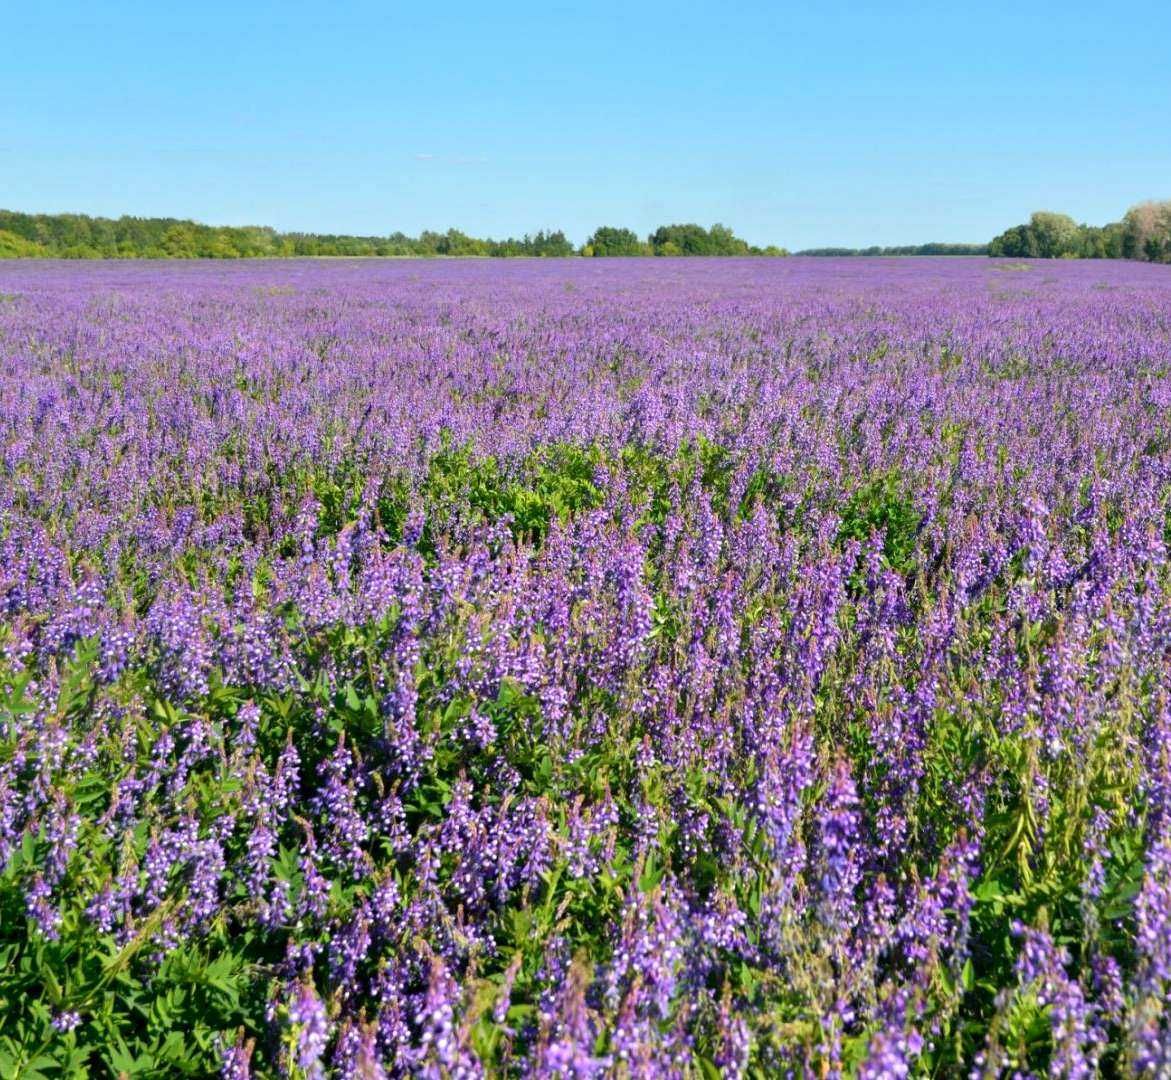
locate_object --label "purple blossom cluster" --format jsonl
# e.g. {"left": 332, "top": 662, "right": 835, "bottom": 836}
{"left": 2, "top": 256, "right": 1171, "bottom": 1075}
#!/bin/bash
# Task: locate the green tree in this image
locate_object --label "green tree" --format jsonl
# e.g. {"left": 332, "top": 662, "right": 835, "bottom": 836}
{"left": 650, "top": 223, "right": 712, "bottom": 255}
{"left": 436, "top": 229, "right": 487, "bottom": 256}
{"left": 532, "top": 230, "right": 574, "bottom": 257}
{"left": 1122, "top": 201, "right": 1171, "bottom": 262}
{"left": 988, "top": 224, "right": 1038, "bottom": 258}
{"left": 584, "top": 226, "right": 643, "bottom": 256}
{"left": 707, "top": 223, "right": 750, "bottom": 255}
{"left": 0, "top": 229, "right": 46, "bottom": 257}
{"left": 649, "top": 223, "right": 758, "bottom": 256}
{"left": 1027, "top": 211, "right": 1080, "bottom": 258}
{"left": 160, "top": 224, "right": 198, "bottom": 258}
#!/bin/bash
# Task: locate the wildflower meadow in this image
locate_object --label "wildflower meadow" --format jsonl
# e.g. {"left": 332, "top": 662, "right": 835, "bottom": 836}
{"left": 2, "top": 256, "right": 1171, "bottom": 1077}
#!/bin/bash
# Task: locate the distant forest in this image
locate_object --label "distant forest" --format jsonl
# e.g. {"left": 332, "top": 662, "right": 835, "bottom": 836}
{"left": 4, "top": 204, "right": 1170, "bottom": 261}
{"left": 795, "top": 243, "right": 988, "bottom": 256}
{"left": 988, "top": 202, "right": 1171, "bottom": 262}
{"left": 0, "top": 211, "right": 786, "bottom": 259}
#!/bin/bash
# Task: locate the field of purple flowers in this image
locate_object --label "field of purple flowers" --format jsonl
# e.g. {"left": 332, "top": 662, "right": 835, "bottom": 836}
{"left": 2, "top": 256, "right": 1171, "bottom": 1077}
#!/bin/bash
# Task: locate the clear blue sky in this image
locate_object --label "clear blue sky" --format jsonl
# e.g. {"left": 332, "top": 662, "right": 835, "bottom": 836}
{"left": 3, "top": 1, "right": 1169, "bottom": 249}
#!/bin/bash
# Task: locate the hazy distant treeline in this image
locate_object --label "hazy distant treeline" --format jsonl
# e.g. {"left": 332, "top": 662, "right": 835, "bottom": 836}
{"left": 0, "top": 211, "right": 788, "bottom": 259}
{"left": 795, "top": 243, "right": 988, "bottom": 256}
{"left": 989, "top": 203, "right": 1171, "bottom": 262}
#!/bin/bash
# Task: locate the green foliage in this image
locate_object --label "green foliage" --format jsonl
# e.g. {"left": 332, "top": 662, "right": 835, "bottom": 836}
{"left": 837, "top": 473, "right": 923, "bottom": 573}
{"left": 0, "top": 230, "right": 47, "bottom": 258}
{"left": 797, "top": 243, "right": 987, "bottom": 256}
{"left": 988, "top": 201, "right": 1171, "bottom": 262}
{"left": 1121, "top": 201, "right": 1171, "bottom": 263}
{"left": 583, "top": 226, "right": 645, "bottom": 257}
{"left": 483, "top": 229, "right": 576, "bottom": 258}
{"left": 418, "top": 440, "right": 606, "bottom": 545}
{"left": 988, "top": 225, "right": 1039, "bottom": 259}
{"left": 649, "top": 222, "right": 755, "bottom": 256}
{"left": 0, "top": 211, "right": 578, "bottom": 260}
{"left": 0, "top": 211, "right": 793, "bottom": 260}
{"left": 0, "top": 658, "right": 283, "bottom": 1076}
{"left": 988, "top": 212, "right": 1080, "bottom": 259}
{"left": 1026, "top": 212, "right": 1080, "bottom": 258}
{"left": 0, "top": 211, "right": 297, "bottom": 259}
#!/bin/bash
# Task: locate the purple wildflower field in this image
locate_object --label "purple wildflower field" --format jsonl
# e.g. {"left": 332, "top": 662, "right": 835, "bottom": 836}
{"left": 2, "top": 256, "right": 1171, "bottom": 1076}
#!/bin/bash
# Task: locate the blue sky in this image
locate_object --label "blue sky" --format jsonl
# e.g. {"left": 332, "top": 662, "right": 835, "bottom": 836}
{"left": 3, "top": 1, "right": 1170, "bottom": 249}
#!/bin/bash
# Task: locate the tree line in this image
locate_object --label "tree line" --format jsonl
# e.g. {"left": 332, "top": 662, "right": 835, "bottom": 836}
{"left": 583, "top": 224, "right": 787, "bottom": 257}
{"left": 988, "top": 203, "right": 1171, "bottom": 262}
{"left": 0, "top": 211, "right": 788, "bottom": 259}
{"left": 795, "top": 243, "right": 988, "bottom": 256}
{"left": 7, "top": 205, "right": 1168, "bottom": 262}
{"left": 0, "top": 211, "right": 581, "bottom": 259}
